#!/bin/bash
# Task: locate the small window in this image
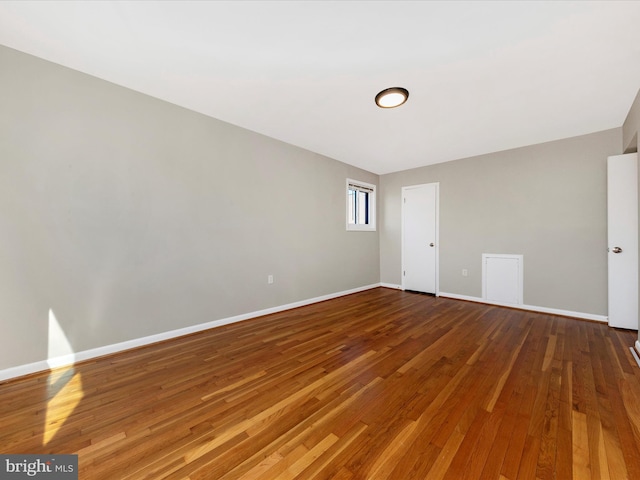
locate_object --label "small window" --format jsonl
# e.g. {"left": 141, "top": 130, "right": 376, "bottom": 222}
{"left": 346, "top": 179, "right": 376, "bottom": 231}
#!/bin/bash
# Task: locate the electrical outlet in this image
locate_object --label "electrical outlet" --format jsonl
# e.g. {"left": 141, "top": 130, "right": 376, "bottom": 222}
{"left": 462, "top": 269, "right": 468, "bottom": 277}
{"left": 268, "top": 275, "right": 274, "bottom": 284}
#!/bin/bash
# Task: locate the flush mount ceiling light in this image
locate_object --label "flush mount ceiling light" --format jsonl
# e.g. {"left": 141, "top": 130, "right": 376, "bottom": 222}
{"left": 375, "top": 87, "right": 409, "bottom": 108}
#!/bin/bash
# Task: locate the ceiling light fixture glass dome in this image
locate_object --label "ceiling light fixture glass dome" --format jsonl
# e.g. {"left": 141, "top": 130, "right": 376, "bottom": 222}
{"left": 375, "top": 87, "right": 409, "bottom": 108}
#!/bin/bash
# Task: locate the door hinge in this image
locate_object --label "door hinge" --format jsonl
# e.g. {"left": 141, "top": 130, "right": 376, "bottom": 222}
{"left": 403, "top": 270, "right": 406, "bottom": 276}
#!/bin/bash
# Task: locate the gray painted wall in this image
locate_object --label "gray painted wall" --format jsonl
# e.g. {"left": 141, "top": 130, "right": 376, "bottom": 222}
{"left": 379, "top": 129, "right": 622, "bottom": 316}
{"left": 0, "top": 45, "right": 379, "bottom": 370}
{"left": 623, "top": 89, "right": 639, "bottom": 153}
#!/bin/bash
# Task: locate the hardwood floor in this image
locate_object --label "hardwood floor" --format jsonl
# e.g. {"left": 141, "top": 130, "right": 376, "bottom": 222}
{"left": 2, "top": 288, "right": 640, "bottom": 479}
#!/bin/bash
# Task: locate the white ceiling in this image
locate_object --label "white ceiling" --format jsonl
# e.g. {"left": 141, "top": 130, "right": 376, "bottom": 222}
{"left": 1, "top": 1, "right": 640, "bottom": 175}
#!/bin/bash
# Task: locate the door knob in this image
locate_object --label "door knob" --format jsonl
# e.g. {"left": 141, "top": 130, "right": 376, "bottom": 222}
{"left": 612, "top": 247, "right": 623, "bottom": 254}
{"left": 429, "top": 243, "right": 434, "bottom": 247}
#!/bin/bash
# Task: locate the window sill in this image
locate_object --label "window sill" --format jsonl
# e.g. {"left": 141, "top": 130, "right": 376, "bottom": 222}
{"left": 346, "top": 225, "right": 376, "bottom": 232}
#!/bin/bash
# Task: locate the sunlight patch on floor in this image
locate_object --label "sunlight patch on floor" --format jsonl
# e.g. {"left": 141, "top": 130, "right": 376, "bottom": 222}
{"left": 44, "top": 309, "right": 84, "bottom": 445}
{"left": 44, "top": 371, "right": 84, "bottom": 445}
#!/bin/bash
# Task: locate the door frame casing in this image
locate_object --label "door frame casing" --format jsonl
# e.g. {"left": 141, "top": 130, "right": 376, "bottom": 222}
{"left": 401, "top": 182, "right": 440, "bottom": 295}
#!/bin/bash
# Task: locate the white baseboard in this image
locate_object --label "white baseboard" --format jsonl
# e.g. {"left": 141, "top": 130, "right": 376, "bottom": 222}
{"left": 635, "top": 340, "right": 640, "bottom": 357}
{"left": 438, "top": 292, "right": 608, "bottom": 323}
{"left": 0, "top": 283, "right": 381, "bottom": 383}
{"left": 380, "top": 283, "right": 402, "bottom": 290}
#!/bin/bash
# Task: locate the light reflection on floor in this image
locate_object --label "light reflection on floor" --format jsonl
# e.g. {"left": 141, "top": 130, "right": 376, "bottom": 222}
{"left": 44, "top": 369, "right": 84, "bottom": 445}
{"left": 44, "top": 309, "right": 84, "bottom": 445}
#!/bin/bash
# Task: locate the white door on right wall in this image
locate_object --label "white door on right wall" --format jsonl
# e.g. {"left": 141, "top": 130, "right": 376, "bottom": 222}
{"left": 607, "top": 153, "right": 638, "bottom": 330}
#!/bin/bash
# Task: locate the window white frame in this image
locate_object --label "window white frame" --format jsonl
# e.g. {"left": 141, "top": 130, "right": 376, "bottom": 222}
{"left": 346, "top": 179, "right": 376, "bottom": 231}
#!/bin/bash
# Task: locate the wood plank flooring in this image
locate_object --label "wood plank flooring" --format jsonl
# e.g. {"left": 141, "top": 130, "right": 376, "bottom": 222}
{"left": 2, "top": 288, "right": 640, "bottom": 479}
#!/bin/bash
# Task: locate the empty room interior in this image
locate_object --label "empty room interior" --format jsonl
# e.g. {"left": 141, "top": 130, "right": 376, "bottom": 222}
{"left": 2, "top": 1, "right": 640, "bottom": 479}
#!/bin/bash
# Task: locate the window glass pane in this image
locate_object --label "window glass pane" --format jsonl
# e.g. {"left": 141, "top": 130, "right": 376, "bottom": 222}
{"left": 357, "top": 191, "right": 368, "bottom": 225}
{"left": 348, "top": 189, "right": 356, "bottom": 224}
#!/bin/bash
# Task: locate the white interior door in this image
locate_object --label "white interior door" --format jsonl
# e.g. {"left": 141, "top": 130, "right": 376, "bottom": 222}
{"left": 607, "top": 153, "right": 638, "bottom": 330}
{"left": 402, "top": 183, "right": 438, "bottom": 294}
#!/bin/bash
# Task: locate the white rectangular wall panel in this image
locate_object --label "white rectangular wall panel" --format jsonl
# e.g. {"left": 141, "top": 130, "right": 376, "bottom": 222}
{"left": 482, "top": 254, "right": 523, "bottom": 305}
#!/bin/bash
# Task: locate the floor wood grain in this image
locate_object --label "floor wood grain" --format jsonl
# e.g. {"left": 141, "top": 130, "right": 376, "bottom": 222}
{"left": 1, "top": 288, "right": 640, "bottom": 479}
